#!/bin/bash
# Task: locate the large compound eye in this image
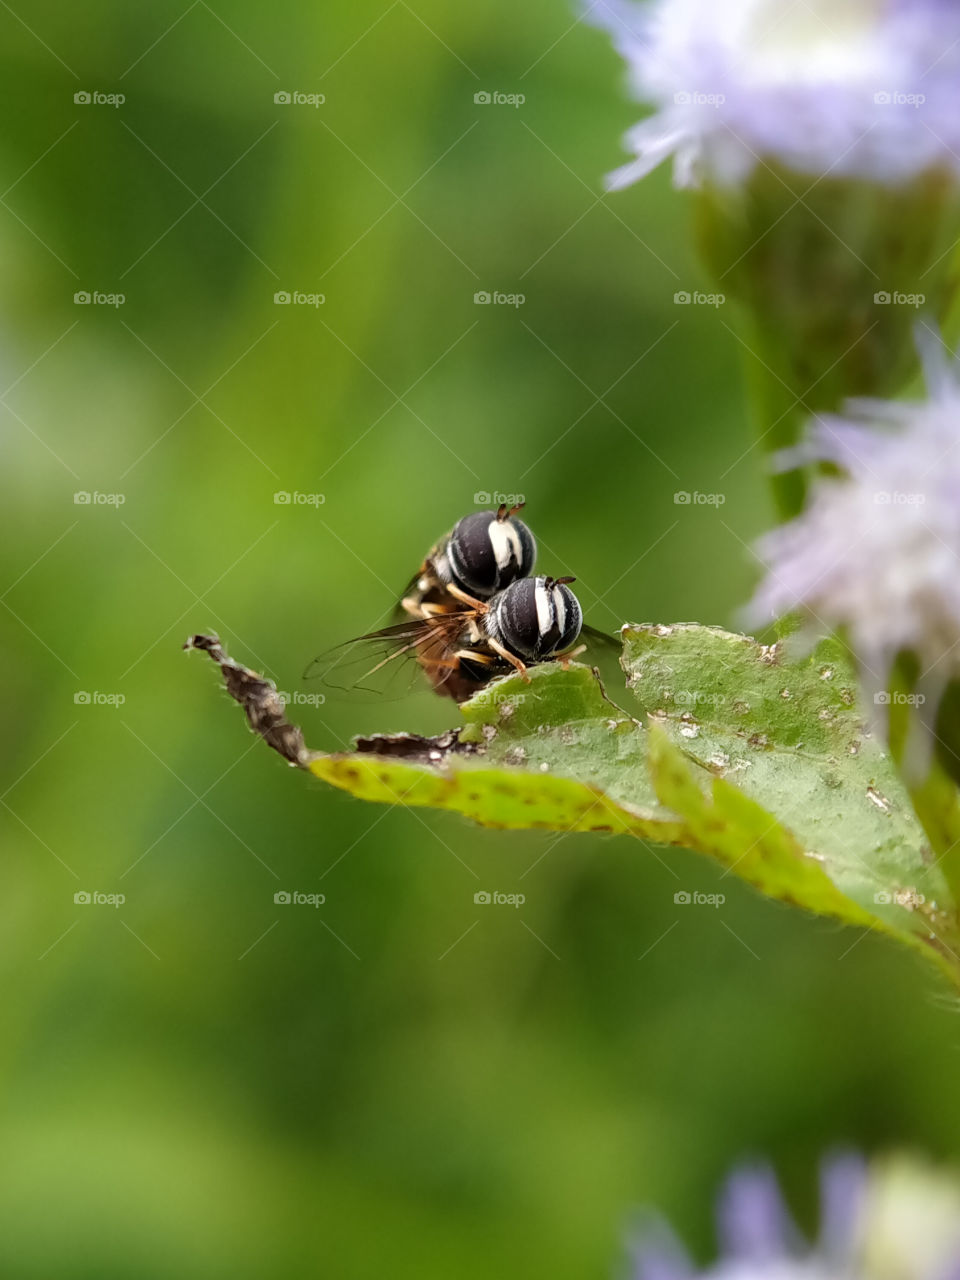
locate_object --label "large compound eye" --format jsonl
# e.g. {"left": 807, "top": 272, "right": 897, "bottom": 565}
{"left": 444, "top": 510, "right": 536, "bottom": 599}
{"left": 487, "top": 576, "right": 582, "bottom": 662}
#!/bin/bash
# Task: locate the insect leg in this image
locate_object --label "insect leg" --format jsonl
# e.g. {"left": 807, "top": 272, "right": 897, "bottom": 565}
{"left": 486, "top": 637, "right": 530, "bottom": 681}
{"left": 445, "top": 583, "right": 488, "bottom": 611}
{"left": 557, "top": 642, "right": 587, "bottom": 669}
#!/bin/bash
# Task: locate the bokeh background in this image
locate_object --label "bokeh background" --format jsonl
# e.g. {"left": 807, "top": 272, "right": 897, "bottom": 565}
{"left": 2, "top": 2, "right": 959, "bottom": 1277}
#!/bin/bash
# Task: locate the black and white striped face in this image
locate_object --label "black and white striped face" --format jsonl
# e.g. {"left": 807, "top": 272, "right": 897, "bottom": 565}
{"left": 486, "top": 576, "right": 582, "bottom": 663}
{"left": 440, "top": 510, "right": 536, "bottom": 600}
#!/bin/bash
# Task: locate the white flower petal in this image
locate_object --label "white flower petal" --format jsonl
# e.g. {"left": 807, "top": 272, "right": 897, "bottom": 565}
{"left": 746, "top": 331, "right": 960, "bottom": 756}
{"left": 590, "top": 0, "right": 960, "bottom": 187}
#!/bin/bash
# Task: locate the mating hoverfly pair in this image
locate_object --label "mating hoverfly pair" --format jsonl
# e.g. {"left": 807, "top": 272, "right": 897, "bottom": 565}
{"left": 312, "top": 503, "right": 610, "bottom": 703}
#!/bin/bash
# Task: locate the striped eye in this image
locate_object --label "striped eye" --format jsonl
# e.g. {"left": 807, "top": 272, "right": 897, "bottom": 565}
{"left": 443, "top": 510, "right": 536, "bottom": 598}
{"left": 487, "top": 576, "right": 582, "bottom": 662}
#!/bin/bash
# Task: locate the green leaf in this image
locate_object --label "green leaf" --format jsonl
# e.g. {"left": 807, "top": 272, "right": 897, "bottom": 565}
{"left": 185, "top": 630, "right": 960, "bottom": 989}
{"left": 621, "top": 624, "right": 960, "bottom": 980}
{"left": 883, "top": 650, "right": 960, "bottom": 908}
{"left": 311, "top": 664, "right": 681, "bottom": 839}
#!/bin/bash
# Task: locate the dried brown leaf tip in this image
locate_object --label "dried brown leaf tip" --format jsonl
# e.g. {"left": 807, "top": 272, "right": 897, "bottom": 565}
{"left": 183, "top": 634, "right": 312, "bottom": 769}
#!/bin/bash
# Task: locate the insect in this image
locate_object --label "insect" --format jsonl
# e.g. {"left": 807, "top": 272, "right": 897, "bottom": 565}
{"left": 401, "top": 501, "right": 537, "bottom": 621}
{"left": 318, "top": 574, "right": 586, "bottom": 703}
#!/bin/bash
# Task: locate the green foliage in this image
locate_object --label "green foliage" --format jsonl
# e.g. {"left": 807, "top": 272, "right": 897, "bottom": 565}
{"left": 15, "top": 1, "right": 960, "bottom": 1272}
{"left": 295, "top": 627, "right": 960, "bottom": 988}
{"left": 622, "top": 626, "right": 960, "bottom": 983}
{"left": 696, "top": 169, "right": 960, "bottom": 517}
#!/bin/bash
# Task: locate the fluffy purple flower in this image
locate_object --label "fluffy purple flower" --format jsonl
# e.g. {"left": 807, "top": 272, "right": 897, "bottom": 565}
{"left": 589, "top": 0, "right": 960, "bottom": 189}
{"left": 630, "top": 1157, "right": 960, "bottom": 1280}
{"left": 745, "top": 327, "right": 960, "bottom": 747}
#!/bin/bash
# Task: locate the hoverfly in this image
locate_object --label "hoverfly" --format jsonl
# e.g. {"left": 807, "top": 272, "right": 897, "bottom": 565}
{"left": 310, "top": 504, "right": 614, "bottom": 703}
{"left": 318, "top": 574, "right": 585, "bottom": 703}
{"left": 400, "top": 501, "right": 537, "bottom": 622}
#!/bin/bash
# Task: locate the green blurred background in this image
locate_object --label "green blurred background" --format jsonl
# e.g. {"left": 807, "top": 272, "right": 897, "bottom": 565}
{"left": 2, "top": 2, "right": 958, "bottom": 1277}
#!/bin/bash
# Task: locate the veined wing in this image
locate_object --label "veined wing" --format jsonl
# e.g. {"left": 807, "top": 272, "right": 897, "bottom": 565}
{"left": 304, "top": 614, "right": 469, "bottom": 701}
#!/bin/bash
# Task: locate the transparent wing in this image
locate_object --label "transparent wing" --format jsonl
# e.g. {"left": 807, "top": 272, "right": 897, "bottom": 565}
{"left": 579, "top": 622, "right": 621, "bottom": 655}
{"left": 388, "top": 569, "right": 423, "bottom": 623}
{"left": 304, "top": 615, "right": 466, "bottom": 702}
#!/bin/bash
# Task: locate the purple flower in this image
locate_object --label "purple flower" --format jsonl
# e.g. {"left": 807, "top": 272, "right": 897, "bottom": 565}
{"left": 588, "top": 0, "right": 960, "bottom": 189}
{"left": 745, "top": 327, "right": 960, "bottom": 759}
{"left": 630, "top": 1157, "right": 960, "bottom": 1280}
